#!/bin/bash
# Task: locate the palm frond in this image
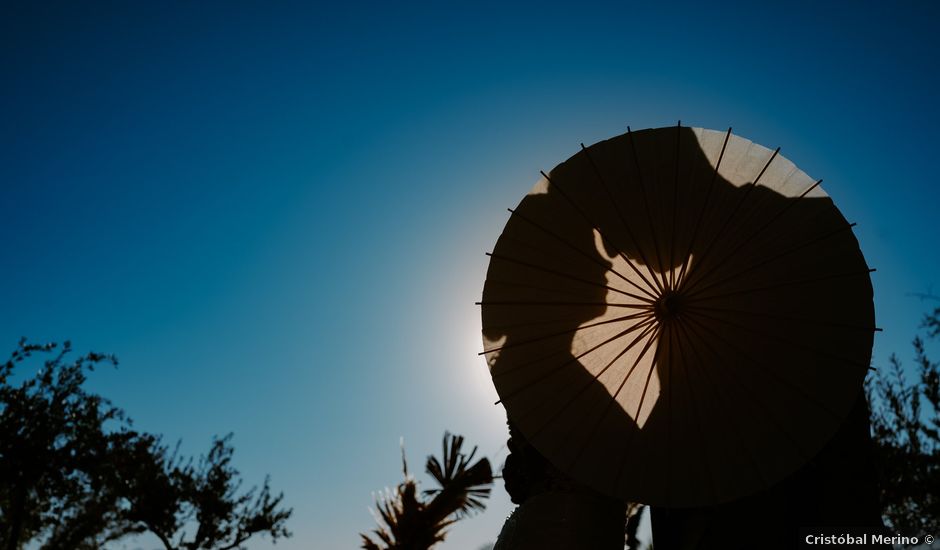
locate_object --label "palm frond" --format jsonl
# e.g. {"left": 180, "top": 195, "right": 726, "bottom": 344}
{"left": 423, "top": 432, "right": 493, "bottom": 521}
{"left": 360, "top": 433, "right": 493, "bottom": 550}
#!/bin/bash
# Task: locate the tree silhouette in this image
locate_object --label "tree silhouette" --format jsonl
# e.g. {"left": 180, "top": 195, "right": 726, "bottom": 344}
{"left": 113, "top": 433, "right": 292, "bottom": 550}
{"left": 0, "top": 339, "right": 291, "bottom": 550}
{"left": 361, "top": 432, "right": 493, "bottom": 550}
{"left": 0, "top": 340, "right": 126, "bottom": 549}
{"left": 866, "top": 305, "right": 940, "bottom": 537}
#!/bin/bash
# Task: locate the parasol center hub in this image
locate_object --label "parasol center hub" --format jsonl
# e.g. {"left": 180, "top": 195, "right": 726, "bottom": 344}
{"left": 654, "top": 291, "right": 684, "bottom": 322}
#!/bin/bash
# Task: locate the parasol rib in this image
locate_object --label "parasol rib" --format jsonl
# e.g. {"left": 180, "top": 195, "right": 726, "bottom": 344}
{"left": 495, "top": 317, "right": 658, "bottom": 401}
{"left": 485, "top": 251, "right": 655, "bottom": 304}
{"left": 541, "top": 171, "right": 662, "bottom": 299}
{"left": 682, "top": 304, "right": 880, "bottom": 333}
{"left": 685, "top": 268, "right": 876, "bottom": 305}
{"left": 678, "top": 146, "right": 781, "bottom": 289}
{"left": 683, "top": 222, "right": 859, "bottom": 301}
{"left": 491, "top": 348, "right": 571, "bottom": 387}
{"left": 671, "top": 319, "right": 720, "bottom": 502}
{"left": 610, "top": 325, "right": 667, "bottom": 491}
{"left": 482, "top": 310, "right": 644, "bottom": 332}
{"left": 493, "top": 317, "right": 659, "bottom": 403}
{"left": 625, "top": 128, "right": 671, "bottom": 291}
{"left": 669, "top": 122, "right": 682, "bottom": 290}
{"left": 678, "top": 312, "right": 846, "bottom": 421}
{"left": 482, "top": 277, "right": 621, "bottom": 301}
{"left": 564, "top": 322, "right": 662, "bottom": 471}
{"left": 476, "top": 300, "right": 649, "bottom": 310}
{"left": 680, "top": 178, "right": 825, "bottom": 295}
{"left": 671, "top": 317, "right": 779, "bottom": 487}
{"left": 674, "top": 128, "right": 732, "bottom": 287}
{"left": 578, "top": 147, "right": 666, "bottom": 295}
{"left": 687, "top": 307, "right": 873, "bottom": 372}
{"left": 678, "top": 315, "right": 815, "bottom": 463}
{"left": 517, "top": 320, "right": 660, "bottom": 429}
{"left": 664, "top": 322, "right": 675, "bottom": 504}
{"left": 480, "top": 310, "right": 654, "bottom": 356}
{"left": 506, "top": 206, "right": 658, "bottom": 301}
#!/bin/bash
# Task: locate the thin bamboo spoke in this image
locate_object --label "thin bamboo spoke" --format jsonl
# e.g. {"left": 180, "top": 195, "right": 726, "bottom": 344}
{"left": 664, "top": 322, "right": 675, "bottom": 503}
{"left": 480, "top": 310, "right": 655, "bottom": 355}
{"left": 683, "top": 222, "right": 857, "bottom": 301}
{"left": 542, "top": 171, "right": 662, "bottom": 299}
{"left": 578, "top": 147, "right": 666, "bottom": 295}
{"left": 520, "top": 321, "right": 660, "bottom": 430}
{"left": 505, "top": 207, "right": 659, "bottom": 301}
{"left": 669, "top": 121, "right": 682, "bottom": 290}
{"left": 495, "top": 317, "right": 658, "bottom": 401}
{"left": 684, "top": 268, "right": 875, "bottom": 305}
{"left": 626, "top": 128, "right": 670, "bottom": 291}
{"left": 482, "top": 310, "right": 647, "bottom": 333}
{"left": 671, "top": 317, "right": 719, "bottom": 502}
{"left": 678, "top": 315, "right": 814, "bottom": 463}
{"left": 490, "top": 348, "right": 570, "bottom": 387}
{"left": 678, "top": 146, "right": 780, "bottom": 289}
{"left": 680, "top": 179, "right": 825, "bottom": 296}
{"left": 476, "top": 300, "right": 650, "bottom": 310}
{"left": 674, "top": 128, "right": 732, "bottom": 288}
{"left": 686, "top": 308, "right": 872, "bottom": 372}
{"left": 486, "top": 252, "right": 655, "bottom": 303}
{"left": 610, "top": 325, "right": 664, "bottom": 488}
{"left": 482, "top": 277, "right": 610, "bottom": 300}
{"left": 566, "top": 322, "right": 662, "bottom": 472}
{"left": 670, "top": 318, "right": 781, "bottom": 486}
{"left": 678, "top": 313, "right": 845, "bottom": 421}
{"left": 679, "top": 316, "right": 803, "bottom": 480}
{"left": 681, "top": 303, "right": 880, "bottom": 333}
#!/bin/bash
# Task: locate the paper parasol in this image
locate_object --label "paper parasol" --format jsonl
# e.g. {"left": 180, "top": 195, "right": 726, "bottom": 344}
{"left": 479, "top": 125, "right": 875, "bottom": 506}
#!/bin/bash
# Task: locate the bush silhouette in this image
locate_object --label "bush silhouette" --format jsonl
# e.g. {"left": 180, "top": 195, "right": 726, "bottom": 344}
{"left": 0, "top": 339, "right": 291, "bottom": 550}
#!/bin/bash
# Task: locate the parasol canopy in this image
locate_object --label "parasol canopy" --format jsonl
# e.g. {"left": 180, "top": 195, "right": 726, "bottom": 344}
{"left": 479, "top": 125, "right": 875, "bottom": 507}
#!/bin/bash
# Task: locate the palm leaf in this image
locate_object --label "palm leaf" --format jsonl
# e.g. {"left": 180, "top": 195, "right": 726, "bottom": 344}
{"left": 423, "top": 432, "right": 493, "bottom": 521}
{"left": 360, "top": 433, "right": 493, "bottom": 550}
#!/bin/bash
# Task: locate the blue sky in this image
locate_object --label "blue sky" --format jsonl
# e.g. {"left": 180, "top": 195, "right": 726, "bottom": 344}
{"left": 2, "top": 1, "right": 939, "bottom": 548}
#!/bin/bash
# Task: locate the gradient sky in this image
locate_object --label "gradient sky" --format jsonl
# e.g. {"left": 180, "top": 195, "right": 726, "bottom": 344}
{"left": 2, "top": 2, "right": 939, "bottom": 549}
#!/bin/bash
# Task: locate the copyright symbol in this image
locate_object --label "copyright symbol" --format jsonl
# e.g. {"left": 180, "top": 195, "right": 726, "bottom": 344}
{"left": 926, "top": 534, "right": 934, "bottom": 545}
